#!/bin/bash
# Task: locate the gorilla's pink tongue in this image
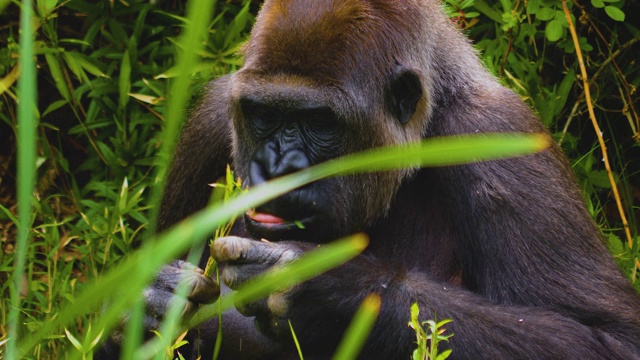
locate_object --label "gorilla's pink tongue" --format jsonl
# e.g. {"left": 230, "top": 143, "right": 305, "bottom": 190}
{"left": 248, "top": 210, "right": 286, "bottom": 224}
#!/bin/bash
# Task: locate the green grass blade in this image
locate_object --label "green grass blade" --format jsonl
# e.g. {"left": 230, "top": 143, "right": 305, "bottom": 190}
{"left": 312, "top": 134, "right": 550, "bottom": 176}
{"left": 118, "top": 50, "right": 131, "bottom": 111}
{"left": 146, "top": 0, "right": 217, "bottom": 234}
{"left": 150, "top": 0, "right": 218, "bottom": 354}
{"left": 332, "top": 294, "right": 382, "bottom": 360}
{"left": 120, "top": 298, "right": 145, "bottom": 360}
{"left": 0, "top": 0, "right": 10, "bottom": 13}
{"left": 7, "top": 1, "right": 37, "bottom": 360}
{"left": 289, "top": 320, "right": 305, "bottom": 360}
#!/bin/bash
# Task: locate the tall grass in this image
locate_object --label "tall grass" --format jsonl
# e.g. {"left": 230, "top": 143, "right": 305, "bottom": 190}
{"left": 7, "top": 1, "right": 36, "bottom": 359}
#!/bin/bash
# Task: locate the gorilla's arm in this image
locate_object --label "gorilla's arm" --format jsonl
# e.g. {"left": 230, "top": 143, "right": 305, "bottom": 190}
{"left": 157, "top": 76, "right": 234, "bottom": 232}
{"left": 212, "top": 237, "right": 640, "bottom": 360}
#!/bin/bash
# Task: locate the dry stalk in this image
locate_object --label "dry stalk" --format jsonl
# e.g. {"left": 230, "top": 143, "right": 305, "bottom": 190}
{"left": 561, "top": 1, "right": 634, "bottom": 256}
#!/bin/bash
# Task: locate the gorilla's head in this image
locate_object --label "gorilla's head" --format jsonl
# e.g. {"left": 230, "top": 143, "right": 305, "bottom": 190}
{"left": 227, "top": 0, "right": 429, "bottom": 242}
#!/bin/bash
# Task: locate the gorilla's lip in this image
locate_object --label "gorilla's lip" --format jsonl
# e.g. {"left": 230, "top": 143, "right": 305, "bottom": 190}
{"left": 244, "top": 210, "right": 315, "bottom": 240}
{"left": 247, "top": 209, "right": 286, "bottom": 224}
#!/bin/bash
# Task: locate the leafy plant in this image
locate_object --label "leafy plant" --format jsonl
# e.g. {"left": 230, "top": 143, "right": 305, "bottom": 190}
{"left": 408, "top": 303, "right": 454, "bottom": 360}
{"left": 467, "top": 0, "right": 639, "bottom": 283}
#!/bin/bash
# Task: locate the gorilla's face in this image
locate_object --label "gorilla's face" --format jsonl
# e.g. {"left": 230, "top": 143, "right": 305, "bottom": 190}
{"left": 229, "top": 76, "right": 355, "bottom": 242}
{"left": 226, "top": 0, "right": 424, "bottom": 243}
{"left": 228, "top": 69, "right": 422, "bottom": 243}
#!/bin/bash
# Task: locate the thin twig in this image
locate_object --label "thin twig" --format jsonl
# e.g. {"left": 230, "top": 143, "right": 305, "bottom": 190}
{"left": 562, "top": 1, "right": 634, "bottom": 254}
{"left": 558, "top": 35, "right": 640, "bottom": 144}
{"left": 572, "top": 0, "right": 640, "bottom": 136}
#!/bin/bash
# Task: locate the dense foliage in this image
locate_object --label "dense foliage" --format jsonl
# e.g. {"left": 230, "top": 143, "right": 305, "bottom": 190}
{"left": 0, "top": 0, "right": 638, "bottom": 358}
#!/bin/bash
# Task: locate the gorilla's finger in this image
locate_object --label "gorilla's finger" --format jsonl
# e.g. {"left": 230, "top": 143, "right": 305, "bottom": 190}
{"left": 187, "top": 273, "right": 220, "bottom": 304}
{"left": 212, "top": 236, "right": 301, "bottom": 266}
{"left": 235, "top": 296, "right": 269, "bottom": 317}
{"left": 266, "top": 291, "right": 291, "bottom": 317}
{"left": 233, "top": 291, "right": 293, "bottom": 318}
{"left": 154, "top": 261, "right": 219, "bottom": 304}
{"left": 155, "top": 261, "right": 189, "bottom": 292}
{"left": 142, "top": 287, "right": 194, "bottom": 320}
{"left": 221, "top": 263, "right": 269, "bottom": 289}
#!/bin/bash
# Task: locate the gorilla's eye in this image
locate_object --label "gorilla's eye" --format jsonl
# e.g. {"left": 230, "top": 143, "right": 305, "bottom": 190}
{"left": 303, "top": 108, "right": 339, "bottom": 136}
{"left": 241, "top": 101, "right": 282, "bottom": 138}
{"left": 254, "top": 107, "right": 281, "bottom": 131}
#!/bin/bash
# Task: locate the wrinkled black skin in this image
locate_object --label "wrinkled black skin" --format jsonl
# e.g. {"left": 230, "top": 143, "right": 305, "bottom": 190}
{"left": 100, "top": 0, "right": 640, "bottom": 359}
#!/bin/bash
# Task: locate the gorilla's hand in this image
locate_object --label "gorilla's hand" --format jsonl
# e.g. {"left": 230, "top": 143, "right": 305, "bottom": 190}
{"left": 211, "top": 236, "right": 306, "bottom": 337}
{"left": 146, "top": 260, "right": 220, "bottom": 320}
{"left": 112, "top": 260, "right": 220, "bottom": 344}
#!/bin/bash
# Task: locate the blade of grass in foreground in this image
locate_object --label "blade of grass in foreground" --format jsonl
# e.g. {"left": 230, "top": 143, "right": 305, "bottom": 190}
{"left": 333, "top": 294, "right": 382, "bottom": 360}
{"left": 0, "top": 0, "right": 10, "bottom": 13}
{"left": 7, "top": 1, "right": 37, "bottom": 360}
{"left": 145, "top": 0, "right": 217, "bottom": 235}
{"left": 123, "top": 0, "right": 217, "bottom": 358}
{"left": 18, "top": 133, "right": 548, "bottom": 358}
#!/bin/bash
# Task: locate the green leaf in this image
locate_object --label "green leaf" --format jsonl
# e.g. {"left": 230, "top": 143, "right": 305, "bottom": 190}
{"left": 333, "top": 294, "right": 381, "bottom": 360}
{"left": 73, "top": 53, "right": 107, "bottom": 78}
{"left": 44, "top": 53, "right": 71, "bottom": 101}
{"left": 526, "top": 0, "right": 541, "bottom": 14}
{"left": 224, "top": 1, "right": 251, "bottom": 49}
{"left": 42, "top": 99, "right": 68, "bottom": 117}
{"left": 64, "top": 329, "right": 82, "bottom": 351}
{"left": 587, "top": 170, "right": 613, "bottom": 189}
{"left": 59, "top": 38, "right": 91, "bottom": 47}
{"left": 437, "top": 349, "right": 453, "bottom": 360}
{"left": 119, "top": 50, "right": 131, "bottom": 110}
{"left": 288, "top": 320, "right": 304, "bottom": 360}
{"left": 549, "top": 69, "right": 575, "bottom": 118}
{"left": 536, "top": 7, "right": 555, "bottom": 21}
{"left": 578, "top": 37, "right": 593, "bottom": 52}
{"left": 606, "top": 234, "right": 625, "bottom": 257}
{"left": 591, "top": 0, "right": 605, "bottom": 8}
{"left": 36, "top": 0, "right": 57, "bottom": 16}
{"left": 107, "top": 18, "right": 130, "bottom": 46}
{"left": 604, "top": 6, "right": 625, "bottom": 21}
{"left": 554, "top": 10, "right": 568, "bottom": 27}
{"left": 473, "top": 0, "right": 504, "bottom": 23}
{"left": 545, "top": 20, "right": 563, "bottom": 42}
{"left": 0, "top": 204, "right": 19, "bottom": 224}
{"left": 62, "top": 51, "right": 88, "bottom": 83}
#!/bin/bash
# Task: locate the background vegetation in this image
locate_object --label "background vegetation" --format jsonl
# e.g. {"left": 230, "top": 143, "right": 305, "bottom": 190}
{"left": 1, "top": 0, "right": 639, "bottom": 358}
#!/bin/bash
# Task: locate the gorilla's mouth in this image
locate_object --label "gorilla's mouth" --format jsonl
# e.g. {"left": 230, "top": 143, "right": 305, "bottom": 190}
{"left": 247, "top": 209, "right": 286, "bottom": 224}
{"left": 245, "top": 209, "right": 317, "bottom": 241}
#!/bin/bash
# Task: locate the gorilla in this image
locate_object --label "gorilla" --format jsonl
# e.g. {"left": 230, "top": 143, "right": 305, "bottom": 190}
{"left": 120, "top": 0, "right": 640, "bottom": 359}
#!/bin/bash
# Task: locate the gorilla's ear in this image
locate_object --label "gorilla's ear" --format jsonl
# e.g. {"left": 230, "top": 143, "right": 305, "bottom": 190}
{"left": 386, "top": 67, "right": 422, "bottom": 125}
